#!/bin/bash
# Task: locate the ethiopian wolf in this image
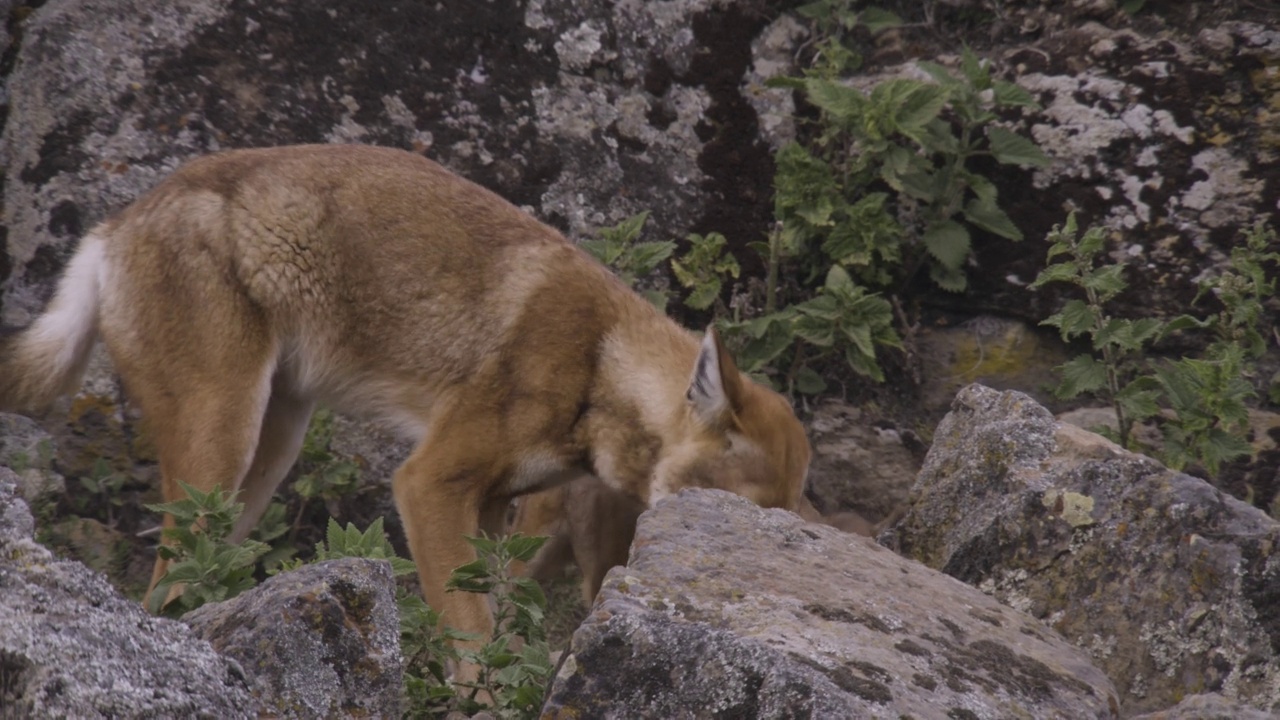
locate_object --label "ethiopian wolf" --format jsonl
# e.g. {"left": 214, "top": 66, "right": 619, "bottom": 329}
{"left": 0, "top": 143, "right": 811, "bottom": 665}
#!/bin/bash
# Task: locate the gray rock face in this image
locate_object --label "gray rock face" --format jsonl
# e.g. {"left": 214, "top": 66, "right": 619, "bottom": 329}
{"left": 883, "top": 384, "right": 1280, "bottom": 715}
{"left": 2, "top": 0, "right": 778, "bottom": 324}
{"left": 185, "top": 557, "right": 403, "bottom": 719}
{"left": 0, "top": 411, "right": 62, "bottom": 504}
{"left": 0, "top": 470, "right": 257, "bottom": 718}
{"left": 544, "top": 488, "right": 1119, "bottom": 719}
{"left": 1128, "top": 692, "right": 1280, "bottom": 720}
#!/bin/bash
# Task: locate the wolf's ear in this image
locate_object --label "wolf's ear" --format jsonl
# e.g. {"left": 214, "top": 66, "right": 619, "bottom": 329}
{"left": 687, "top": 326, "right": 745, "bottom": 427}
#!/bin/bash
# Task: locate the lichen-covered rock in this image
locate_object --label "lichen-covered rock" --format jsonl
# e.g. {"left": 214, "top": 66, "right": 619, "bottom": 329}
{"left": 883, "top": 384, "right": 1280, "bottom": 715}
{"left": 544, "top": 488, "right": 1119, "bottom": 719}
{"left": 184, "top": 557, "right": 403, "bottom": 719}
{"left": 0, "top": 470, "right": 257, "bottom": 718}
{"left": 0, "top": 411, "right": 63, "bottom": 504}
{"left": 1129, "top": 692, "right": 1280, "bottom": 720}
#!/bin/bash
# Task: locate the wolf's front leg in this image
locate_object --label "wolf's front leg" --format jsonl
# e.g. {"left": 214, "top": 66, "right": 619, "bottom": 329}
{"left": 391, "top": 436, "right": 499, "bottom": 694}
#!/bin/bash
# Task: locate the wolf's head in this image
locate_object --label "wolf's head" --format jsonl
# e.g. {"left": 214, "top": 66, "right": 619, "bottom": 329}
{"left": 648, "top": 327, "right": 811, "bottom": 511}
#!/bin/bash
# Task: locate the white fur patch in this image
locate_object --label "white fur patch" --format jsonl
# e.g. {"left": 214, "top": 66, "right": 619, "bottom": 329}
{"left": 26, "top": 233, "right": 105, "bottom": 374}
{"left": 506, "top": 449, "right": 579, "bottom": 495}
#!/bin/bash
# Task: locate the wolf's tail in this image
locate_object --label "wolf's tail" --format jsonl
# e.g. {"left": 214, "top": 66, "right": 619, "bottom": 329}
{"left": 0, "top": 233, "right": 105, "bottom": 413}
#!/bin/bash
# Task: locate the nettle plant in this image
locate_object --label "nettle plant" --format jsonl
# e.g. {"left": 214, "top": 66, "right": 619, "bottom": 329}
{"left": 1032, "top": 214, "right": 1278, "bottom": 476}
{"left": 719, "top": 42, "right": 1048, "bottom": 390}
{"left": 770, "top": 45, "right": 1048, "bottom": 293}
{"left": 581, "top": 211, "right": 676, "bottom": 311}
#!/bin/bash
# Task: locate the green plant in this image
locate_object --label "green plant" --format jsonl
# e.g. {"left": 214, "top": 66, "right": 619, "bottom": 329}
{"left": 1033, "top": 214, "right": 1276, "bottom": 475}
{"left": 402, "top": 533, "right": 554, "bottom": 719}
{"left": 5, "top": 438, "right": 54, "bottom": 474}
{"left": 277, "top": 516, "right": 415, "bottom": 574}
{"left": 722, "top": 265, "right": 900, "bottom": 392}
{"left": 289, "top": 409, "right": 362, "bottom": 537}
{"left": 772, "top": 46, "right": 1047, "bottom": 293}
{"left": 1153, "top": 222, "right": 1279, "bottom": 472}
{"left": 794, "top": 0, "right": 901, "bottom": 78}
{"left": 144, "top": 480, "right": 269, "bottom": 615}
{"left": 293, "top": 410, "right": 361, "bottom": 504}
{"left": 245, "top": 499, "right": 293, "bottom": 572}
{"left": 582, "top": 211, "right": 675, "bottom": 310}
{"left": 671, "top": 231, "right": 741, "bottom": 312}
{"left": 75, "top": 458, "right": 129, "bottom": 526}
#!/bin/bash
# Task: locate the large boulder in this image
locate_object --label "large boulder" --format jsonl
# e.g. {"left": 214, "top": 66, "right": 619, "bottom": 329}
{"left": 185, "top": 557, "right": 403, "bottom": 719}
{"left": 883, "top": 384, "right": 1280, "bottom": 715}
{"left": 0, "top": 468, "right": 258, "bottom": 718}
{"left": 544, "top": 488, "right": 1119, "bottom": 719}
{"left": 1, "top": 0, "right": 784, "bottom": 325}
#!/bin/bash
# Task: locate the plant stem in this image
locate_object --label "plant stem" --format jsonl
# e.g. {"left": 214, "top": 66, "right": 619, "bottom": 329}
{"left": 1087, "top": 283, "right": 1129, "bottom": 448}
{"left": 766, "top": 226, "right": 781, "bottom": 315}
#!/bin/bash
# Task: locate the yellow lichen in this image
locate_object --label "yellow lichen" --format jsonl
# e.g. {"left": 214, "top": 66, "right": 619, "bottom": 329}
{"left": 1042, "top": 489, "right": 1096, "bottom": 528}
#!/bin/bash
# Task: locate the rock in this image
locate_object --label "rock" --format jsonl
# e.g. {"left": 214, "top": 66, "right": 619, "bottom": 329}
{"left": 803, "top": 399, "right": 923, "bottom": 522}
{"left": 883, "top": 384, "right": 1280, "bottom": 715}
{"left": 916, "top": 316, "right": 1072, "bottom": 419}
{"left": 544, "top": 488, "right": 1119, "bottom": 719}
{"left": 0, "top": 470, "right": 257, "bottom": 718}
{"left": 184, "top": 557, "right": 403, "bottom": 719}
{"left": 1129, "top": 692, "right": 1280, "bottom": 720}
{"left": 0, "top": 411, "right": 63, "bottom": 504}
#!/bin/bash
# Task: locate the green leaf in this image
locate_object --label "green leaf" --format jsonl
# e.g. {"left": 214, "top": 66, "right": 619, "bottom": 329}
{"left": 1045, "top": 299, "right": 1098, "bottom": 341}
{"left": 845, "top": 344, "right": 886, "bottom": 382}
{"left": 628, "top": 240, "right": 676, "bottom": 275}
{"left": 963, "top": 196, "right": 1022, "bottom": 241}
{"left": 796, "top": 0, "right": 831, "bottom": 19}
{"left": 894, "top": 168, "right": 938, "bottom": 203}
{"left": 922, "top": 220, "right": 971, "bottom": 271}
{"left": 930, "top": 262, "right": 968, "bottom": 292}
{"left": 764, "top": 76, "right": 806, "bottom": 90}
{"left": 1076, "top": 225, "right": 1107, "bottom": 258}
{"left": 987, "top": 126, "right": 1049, "bottom": 167}
{"left": 859, "top": 7, "right": 902, "bottom": 33}
{"left": 841, "top": 321, "right": 876, "bottom": 358}
{"left": 793, "top": 316, "right": 836, "bottom": 349}
{"left": 1083, "top": 264, "right": 1127, "bottom": 301}
{"left": 894, "top": 84, "right": 949, "bottom": 136}
{"left": 1095, "top": 318, "right": 1159, "bottom": 352}
{"left": 1116, "top": 381, "right": 1161, "bottom": 421}
{"left": 959, "top": 47, "right": 991, "bottom": 90}
{"left": 580, "top": 238, "right": 621, "bottom": 266}
{"left": 825, "top": 264, "right": 856, "bottom": 294}
{"left": 503, "top": 534, "right": 550, "bottom": 563}
{"left": 641, "top": 289, "right": 670, "bottom": 312}
{"left": 1030, "top": 262, "right": 1079, "bottom": 289}
{"left": 1053, "top": 355, "right": 1108, "bottom": 398}
{"left": 918, "top": 118, "right": 961, "bottom": 156}
{"left": 992, "top": 80, "right": 1039, "bottom": 108}
{"left": 608, "top": 211, "right": 651, "bottom": 244}
{"left": 803, "top": 78, "right": 869, "bottom": 122}
{"left": 795, "top": 366, "right": 828, "bottom": 394}
{"left": 917, "top": 61, "right": 961, "bottom": 89}
{"left": 684, "top": 279, "right": 722, "bottom": 310}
